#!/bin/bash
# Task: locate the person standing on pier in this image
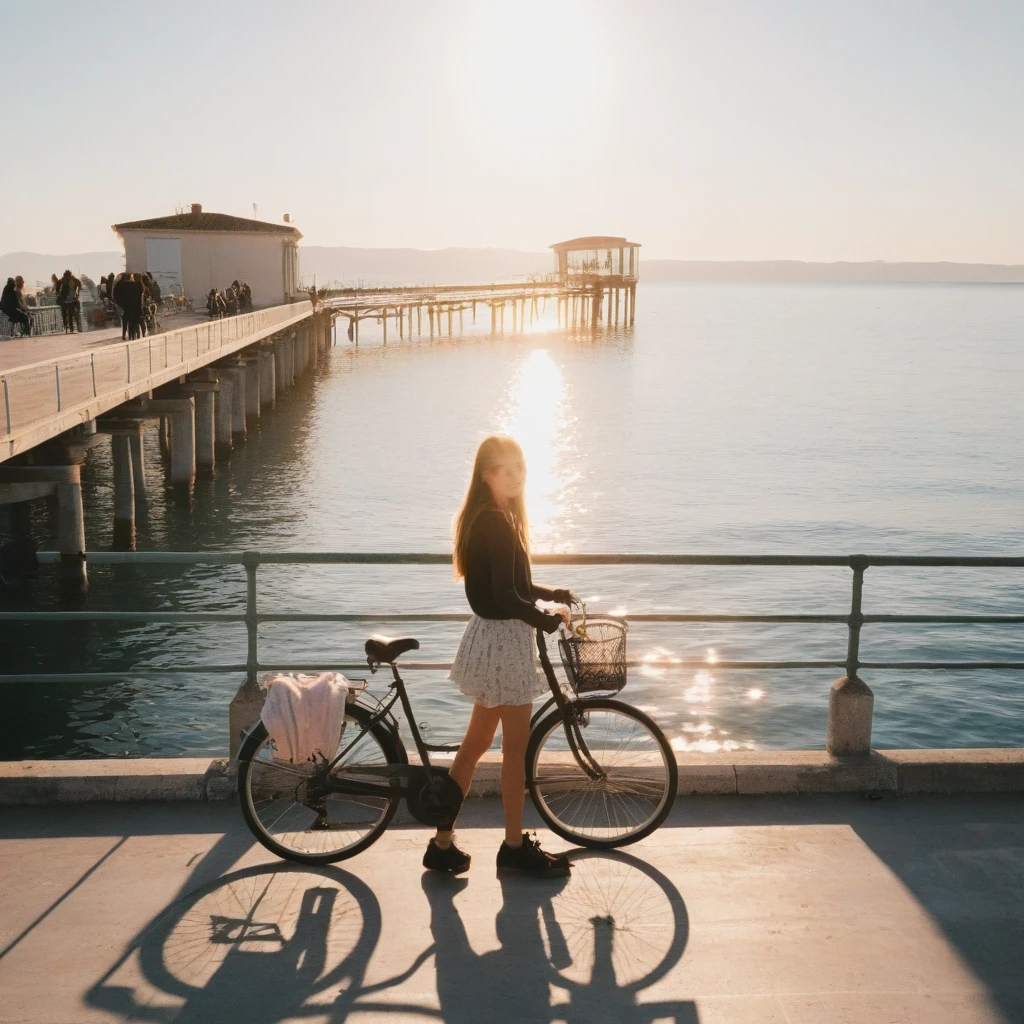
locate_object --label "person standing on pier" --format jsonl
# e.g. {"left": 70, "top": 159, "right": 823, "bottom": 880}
{"left": 57, "top": 270, "right": 81, "bottom": 333}
{"left": 111, "top": 273, "right": 129, "bottom": 339}
{"left": 119, "top": 273, "right": 144, "bottom": 340}
{"left": 423, "top": 434, "right": 575, "bottom": 878}
{"left": 1, "top": 277, "right": 31, "bottom": 336}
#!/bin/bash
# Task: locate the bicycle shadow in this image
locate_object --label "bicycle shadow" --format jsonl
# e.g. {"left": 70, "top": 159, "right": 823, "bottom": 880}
{"left": 85, "top": 861, "right": 385, "bottom": 1024}
{"left": 84, "top": 846, "right": 697, "bottom": 1023}
{"left": 415, "top": 849, "right": 698, "bottom": 1024}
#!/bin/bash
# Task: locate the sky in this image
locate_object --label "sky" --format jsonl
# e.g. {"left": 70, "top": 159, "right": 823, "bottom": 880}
{"left": 4, "top": 0, "right": 1024, "bottom": 261}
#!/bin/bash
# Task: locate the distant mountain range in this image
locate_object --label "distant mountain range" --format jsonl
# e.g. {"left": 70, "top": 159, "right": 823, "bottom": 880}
{"left": 4, "top": 247, "right": 1024, "bottom": 288}
{"left": 641, "top": 259, "right": 1024, "bottom": 283}
{"left": 0, "top": 251, "right": 122, "bottom": 287}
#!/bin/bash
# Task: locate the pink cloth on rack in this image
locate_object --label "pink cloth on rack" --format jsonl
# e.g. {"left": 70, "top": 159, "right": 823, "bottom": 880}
{"left": 261, "top": 672, "right": 349, "bottom": 763}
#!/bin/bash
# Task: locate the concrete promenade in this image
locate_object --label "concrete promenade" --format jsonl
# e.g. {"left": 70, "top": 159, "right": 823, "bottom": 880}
{"left": 1, "top": 794, "right": 1021, "bottom": 1024}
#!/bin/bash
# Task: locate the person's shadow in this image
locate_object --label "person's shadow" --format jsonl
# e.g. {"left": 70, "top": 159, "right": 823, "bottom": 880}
{"left": 423, "top": 850, "right": 699, "bottom": 1024}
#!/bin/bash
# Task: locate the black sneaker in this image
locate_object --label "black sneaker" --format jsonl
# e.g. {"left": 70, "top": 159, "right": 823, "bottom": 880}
{"left": 496, "top": 833, "right": 571, "bottom": 878}
{"left": 423, "top": 837, "right": 471, "bottom": 874}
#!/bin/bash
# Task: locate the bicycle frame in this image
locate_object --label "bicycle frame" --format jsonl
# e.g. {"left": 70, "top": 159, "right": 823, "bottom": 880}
{"left": 303, "top": 627, "right": 606, "bottom": 802}
{"left": 303, "top": 661, "right": 454, "bottom": 801}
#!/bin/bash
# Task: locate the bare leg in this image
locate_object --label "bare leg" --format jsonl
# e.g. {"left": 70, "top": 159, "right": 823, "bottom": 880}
{"left": 434, "top": 702, "right": 500, "bottom": 848}
{"left": 498, "top": 703, "right": 533, "bottom": 847}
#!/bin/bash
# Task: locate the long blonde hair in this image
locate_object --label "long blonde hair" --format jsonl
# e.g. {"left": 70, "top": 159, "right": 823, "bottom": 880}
{"left": 453, "top": 434, "right": 530, "bottom": 579}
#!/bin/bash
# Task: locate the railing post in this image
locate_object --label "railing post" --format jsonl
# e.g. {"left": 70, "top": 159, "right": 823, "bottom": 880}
{"left": 55, "top": 363, "right": 61, "bottom": 412}
{"left": 827, "top": 555, "right": 874, "bottom": 755}
{"left": 90, "top": 353, "right": 97, "bottom": 397}
{"left": 228, "top": 551, "right": 265, "bottom": 757}
{"left": 3, "top": 375, "right": 10, "bottom": 435}
{"left": 126, "top": 343, "right": 132, "bottom": 384}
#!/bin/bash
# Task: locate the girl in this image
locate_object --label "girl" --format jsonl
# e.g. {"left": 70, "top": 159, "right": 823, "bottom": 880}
{"left": 423, "top": 434, "right": 576, "bottom": 878}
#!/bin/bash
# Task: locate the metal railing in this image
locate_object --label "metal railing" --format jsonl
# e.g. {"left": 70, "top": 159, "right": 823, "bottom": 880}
{"left": 0, "top": 306, "right": 66, "bottom": 338}
{"left": 1, "top": 301, "right": 313, "bottom": 450}
{"left": 1, "top": 551, "right": 1022, "bottom": 687}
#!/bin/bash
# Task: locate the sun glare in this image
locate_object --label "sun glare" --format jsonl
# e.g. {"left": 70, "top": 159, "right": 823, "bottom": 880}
{"left": 497, "top": 348, "right": 577, "bottom": 546}
{"left": 461, "top": 1, "right": 606, "bottom": 146}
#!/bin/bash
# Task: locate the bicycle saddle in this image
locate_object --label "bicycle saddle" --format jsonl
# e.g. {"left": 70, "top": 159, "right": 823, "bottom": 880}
{"left": 364, "top": 636, "right": 420, "bottom": 668}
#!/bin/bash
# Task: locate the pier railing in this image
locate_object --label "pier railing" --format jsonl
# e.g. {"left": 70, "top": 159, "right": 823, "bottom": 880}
{"left": 1, "top": 301, "right": 313, "bottom": 457}
{"left": 2, "top": 551, "right": 1023, "bottom": 752}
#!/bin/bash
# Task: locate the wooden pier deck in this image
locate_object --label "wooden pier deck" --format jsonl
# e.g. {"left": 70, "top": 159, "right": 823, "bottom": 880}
{"left": 326, "top": 277, "right": 635, "bottom": 342}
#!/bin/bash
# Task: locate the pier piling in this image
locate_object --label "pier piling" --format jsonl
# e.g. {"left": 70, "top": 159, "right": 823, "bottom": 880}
{"left": 193, "top": 390, "right": 217, "bottom": 478}
{"left": 128, "top": 424, "right": 147, "bottom": 514}
{"left": 243, "top": 358, "right": 261, "bottom": 422}
{"left": 56, "top": 468, "right": 87, "bottom": 591}
{"left": 110, "top": 430, "right": 136, "bottom": 550}
{"left": 181, "top": 371, "right": 219, "bottom": 479}
{"left": 218, "top": 365, "right": 247, "bottom": 439}
{"left": 259, "top": 348, "right": 276, "bottom": 407}
{"left": 272, "top": 338, "right": 288, "bottom": 395}
{"left": 214, "top": 374, "right": 234, "bottom": 451}
{"left": 145, "top": 398, "right": 196, "bottom": 489}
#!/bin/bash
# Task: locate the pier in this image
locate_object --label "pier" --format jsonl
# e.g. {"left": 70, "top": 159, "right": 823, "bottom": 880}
{"left": 0, "top": 300, "right": 330, "bottom": 588}
{"left": 326, "top": 235, "right": 640, "bottom": 341}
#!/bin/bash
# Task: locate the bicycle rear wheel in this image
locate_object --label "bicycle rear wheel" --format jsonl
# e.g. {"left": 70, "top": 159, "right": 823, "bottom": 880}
{"left": 238, "top": 704, "right": 404, "bottom": 864}
{"left": 527, "top": 699, "right": 677, "bottom": 848}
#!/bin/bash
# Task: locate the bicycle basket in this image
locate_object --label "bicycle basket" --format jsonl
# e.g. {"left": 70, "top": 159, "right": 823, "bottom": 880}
{"left": 557, "top": 617, "right": 628, "bottom": 694}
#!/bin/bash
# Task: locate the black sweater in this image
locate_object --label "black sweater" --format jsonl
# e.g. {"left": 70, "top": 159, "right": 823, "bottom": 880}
{"left": 463, "top": 509, "right": 561, "bottom": 632}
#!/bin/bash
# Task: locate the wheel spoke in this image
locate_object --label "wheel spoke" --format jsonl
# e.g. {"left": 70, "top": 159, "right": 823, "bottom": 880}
{"left": 530, "top": 702, "right": 676, "bottom": 846}
{"left": 242, "top": 712, "right": 397, "bottom": 861}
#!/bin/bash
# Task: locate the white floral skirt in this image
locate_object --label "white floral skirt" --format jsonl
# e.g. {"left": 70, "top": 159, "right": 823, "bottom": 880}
{"left": 448, "top": 614, "right": 551, "bottom": 707}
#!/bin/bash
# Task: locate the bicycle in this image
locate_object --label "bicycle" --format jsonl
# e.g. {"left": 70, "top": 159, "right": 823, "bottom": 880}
{"left": 237, "top": 602, "right": 679, "bottom": 864}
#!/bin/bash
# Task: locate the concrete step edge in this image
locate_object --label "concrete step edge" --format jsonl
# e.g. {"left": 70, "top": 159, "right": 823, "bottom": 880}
{"left": 2, "top": 749, "right": 1023, "bottom": 804}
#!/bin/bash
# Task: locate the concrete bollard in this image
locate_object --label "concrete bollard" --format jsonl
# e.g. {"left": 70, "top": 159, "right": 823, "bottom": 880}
{"left": 110, "top": 431, "right": 136, "bottom": 550}
{"left": 228, "top": 677, "right": 266, "bottom": 759}
{"left": 826, "top": 675, "right": 874, "bottom": 755}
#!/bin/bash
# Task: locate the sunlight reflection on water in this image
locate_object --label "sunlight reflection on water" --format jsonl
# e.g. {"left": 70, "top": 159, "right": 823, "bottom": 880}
{"left": 497, "top": 348, "right": 579, "bottom": 550}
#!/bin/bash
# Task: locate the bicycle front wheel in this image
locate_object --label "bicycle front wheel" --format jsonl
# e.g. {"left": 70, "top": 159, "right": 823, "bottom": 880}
{"left": 527, "top": 699, "right": 678, "bottom": 848}
{"left": 238, "top": 704, "right": 404, "bottom": 864}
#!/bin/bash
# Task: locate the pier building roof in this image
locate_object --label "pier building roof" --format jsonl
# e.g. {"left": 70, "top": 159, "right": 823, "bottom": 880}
{"left": 550, "top": 236, "right": 642, "bottom": 251}
{"left": 113, "top": 209, "right": 302, "bottom": 239}
{"left": 112, "top": 204, "right": 302, "bottom": 306}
